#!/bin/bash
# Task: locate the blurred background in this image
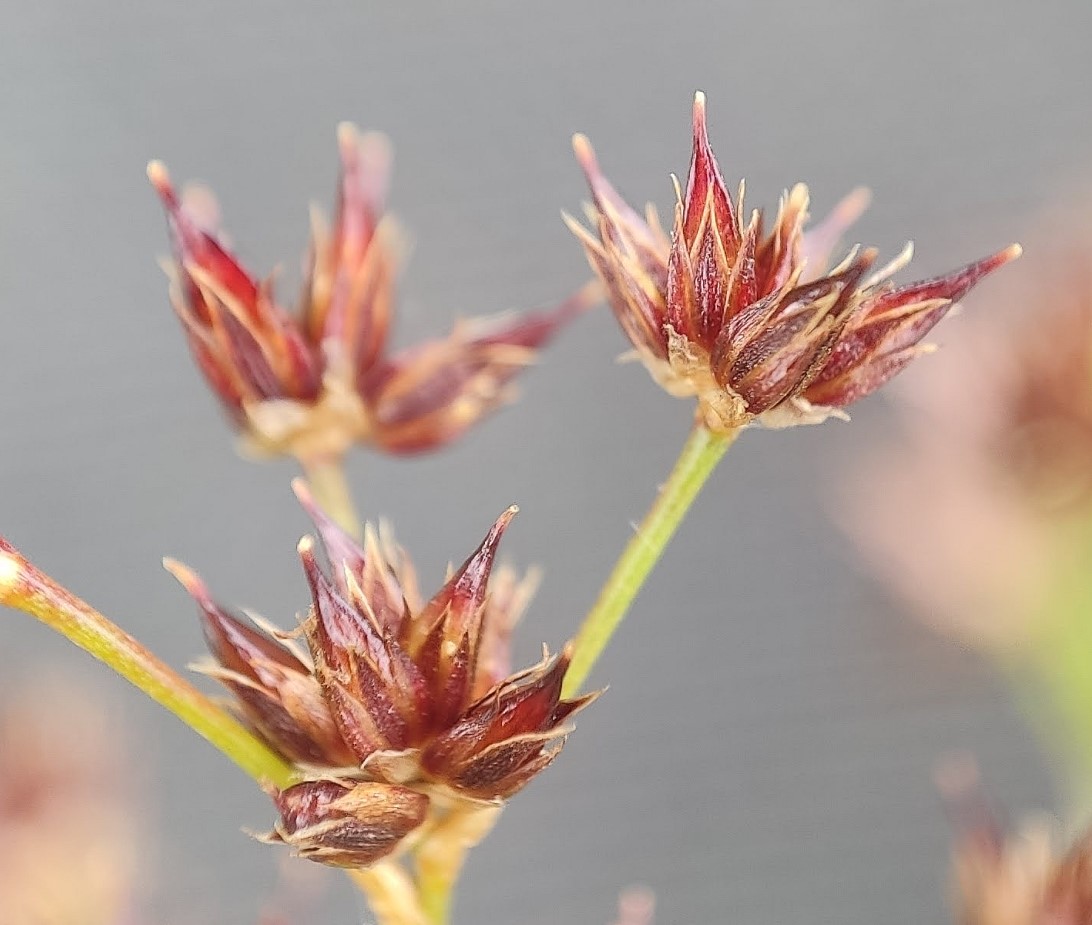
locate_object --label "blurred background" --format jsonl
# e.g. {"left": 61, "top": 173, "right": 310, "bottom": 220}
{"left": 0, "top": 1, "right": 1089, "bottom": 922}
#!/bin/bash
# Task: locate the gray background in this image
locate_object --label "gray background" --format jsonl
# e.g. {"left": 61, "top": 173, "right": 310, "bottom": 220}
{"left": 0, "top": 2, "right": 1085, "bottom": 922}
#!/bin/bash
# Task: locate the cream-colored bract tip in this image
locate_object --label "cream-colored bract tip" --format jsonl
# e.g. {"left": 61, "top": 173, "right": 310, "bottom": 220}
{"left": 337, "top": 122, "right": 392, "bottom": 162}
{"left": 571, "top": 132, "right": 596, "bottom": 167}
{"left": 146, "top": 159, "right": 170, "bottom": 188}
{"left": 290, "top": 476, "right": 312, "bottom": 505}
{"left": 162, "top": 557, "right": 201, "bottom": 591}
{"left": 0, "top": 552, "right": 21, "bottom": 592}
{"left": 336, "top": 121, "right": 360, "bottom": 147}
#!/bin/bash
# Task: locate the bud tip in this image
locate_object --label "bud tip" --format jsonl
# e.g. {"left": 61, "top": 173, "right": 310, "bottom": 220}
{"left": 494, "top": 506, "right": 519, "bottom": 535}
{"left": 692, "top": 91, "right": 710, "bottom": 139}
{"left": 838, "top": 186, "right": 873, "bottom": 221}
{"left": 146, "top": 159, "right": 170, "bottom": 191}
{"left": 571, "top": 133, "right": 598, "bottom": 176}
{"left": 290, "top": 476, "right": 313, "bottom": 507}
{"left": 162, "top": 557, "right": 204, "bottom": 594}
{"left": 336, "top": 121, "right": 360, "bottom": 157}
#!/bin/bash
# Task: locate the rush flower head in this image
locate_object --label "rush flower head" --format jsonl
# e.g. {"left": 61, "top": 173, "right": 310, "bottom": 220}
{"left": 566, "top": 91, "right": 1020, "bottom": 432}
{"left": 0, "top": 684, "right": 139, "bottom": 925}
{"left": 166, "top": 483, "right": 595, "bottom": 867}
{"left": 149, "top": 124, "right": 591, "bottom": 462}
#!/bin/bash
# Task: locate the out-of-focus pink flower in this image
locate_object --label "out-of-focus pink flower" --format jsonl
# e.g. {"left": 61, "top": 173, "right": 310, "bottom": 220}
{"left": 0, "top": 683, "right": 140, "bottom": 925}
{"left": 609, "top": 886, "right": 656, "bottom": 925}
{"left": 150, "top": 125, "right": 592, "bottom": 462}
{"left": 843, "top": 203, "right": 1092, "bottom": 650}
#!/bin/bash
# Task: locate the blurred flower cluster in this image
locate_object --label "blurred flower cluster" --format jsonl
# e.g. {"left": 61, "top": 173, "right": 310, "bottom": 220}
{"left": 150, "top": 125, "right": 591, "bottom": 463}
{"left": 842, "top": 201, "right": 1092, "bottom": 917}
{"left": 844, "top": 204, "right": 1092, "bottom": 653}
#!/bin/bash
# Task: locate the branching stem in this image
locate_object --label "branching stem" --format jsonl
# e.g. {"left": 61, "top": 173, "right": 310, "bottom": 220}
{"left": 0, "top": 537, "right": 297, "bottom": 789}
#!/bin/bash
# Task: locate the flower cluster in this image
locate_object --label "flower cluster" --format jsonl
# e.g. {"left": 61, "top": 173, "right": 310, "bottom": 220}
{"left": 168, "top": 483, "right": 595, "bottom": 867}
{"left": 150, "top": 124, "right": 591, "bottom": 461}
{"left": 567, "top": 92, "right": 1020, "bottom": 431}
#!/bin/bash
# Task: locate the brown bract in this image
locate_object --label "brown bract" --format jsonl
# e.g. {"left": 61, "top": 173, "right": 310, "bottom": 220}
{"left": 167, "top": 482, "right": 595, "bottom": 867}
{"left": 566, "top": 91, "right": 1019, "bottom": 432}
{"left": 149, "top": 124, "right": 591, "bottom": 462}
{"left": 269, "top": 779, "right": 429, "bottom": 869}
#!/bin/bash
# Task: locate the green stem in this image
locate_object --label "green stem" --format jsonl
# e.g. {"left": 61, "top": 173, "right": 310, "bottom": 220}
{"left": 993, "top": 520, "right": 1092, "bottom": 821}
{"left": 1005, "top": 657, "right": 1092, "bottom": 821}
{"left": 302, "top": 455, "right": 362, "bottom": 540}
{"left": 1004, "top": 617, "right": 1092, "bottom": 818}
{"left": 563, "top": 423, "right": 739, "bottom": 697}
{"left": 416, "top": 863, "right": 453, "bottom": 925}
{"left": 0, "top": 537, "right": 296, "bottom": 789}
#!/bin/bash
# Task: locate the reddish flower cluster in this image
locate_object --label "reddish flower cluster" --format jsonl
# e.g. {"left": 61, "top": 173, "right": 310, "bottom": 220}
{"left": 150, "top": 124, "right": 591, "bottom": 461}
{"left": 567, "top": 92, "right": 1020, "bottom": 431}
{"left": 168, "top": 483, "right": 595, "bottom": 867}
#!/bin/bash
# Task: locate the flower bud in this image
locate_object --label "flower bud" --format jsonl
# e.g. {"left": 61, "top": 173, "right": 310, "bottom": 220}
{"left": 268, "top": 779, "right": 429, "bottom": 868}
